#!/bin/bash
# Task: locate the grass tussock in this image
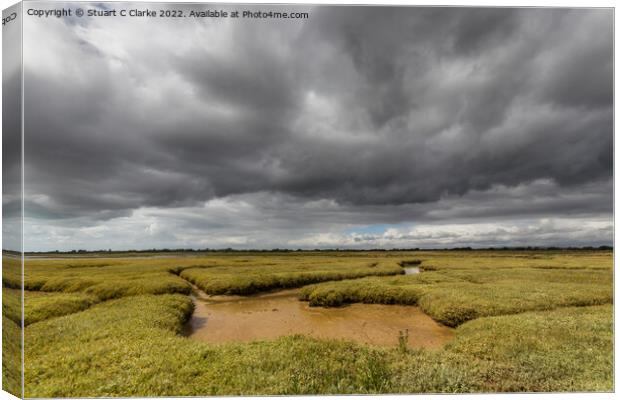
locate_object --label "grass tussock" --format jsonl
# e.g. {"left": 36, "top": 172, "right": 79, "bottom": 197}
{"left": 399, "top": 260, "right": 422, "bottom": 266}
{"left": 446, "top": 305, "right": 613, "bottom": 392}
{"left": 2, "top": 278, "right": 22, "bottom": 396}
{"left": 3, "top": 316, "right": 22, "bottom": 397}
{"left": 179, "top": 260, "right": 404, "bottom": 295}
{"left": 25, "top": 290, "right": 97, "bottom": 325}
{"left": 15, "top": 254, "right": 408, "bottom": 299}
{"left": 5, "top": 287, "right": 99, "bottom": 326}
{"left": 300, "top": 252, "right": 612, "bottom": 327}
{"left": 2, "top": 286, "right": 21, "bottom": 325}
{"left": 23, "top": 293, "right": 612, "bottom": 396}
{"left": 11, "top": 258, "right": 193, "bottom": 300}
{"left": 5, "top": 250, "right": 613, "bottom": 395}
{"left": 2, "top": 255, "right": 21, "bottom": 289}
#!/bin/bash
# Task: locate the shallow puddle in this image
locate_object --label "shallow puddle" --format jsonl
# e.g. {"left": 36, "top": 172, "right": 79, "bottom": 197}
{"left": 404, "top": 267, "right": 420, "bottom": 275}
{"left": 183, "top": 286, "right": 454, "bottom": 348}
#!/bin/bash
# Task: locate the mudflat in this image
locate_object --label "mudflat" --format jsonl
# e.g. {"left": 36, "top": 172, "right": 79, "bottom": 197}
{"left": 184, "top": 288, "right": 454, "bottom": 347}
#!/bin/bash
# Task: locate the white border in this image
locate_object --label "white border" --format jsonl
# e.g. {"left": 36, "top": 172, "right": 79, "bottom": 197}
{"left": 0, "top": 1, "right": 616, "bottom": 400}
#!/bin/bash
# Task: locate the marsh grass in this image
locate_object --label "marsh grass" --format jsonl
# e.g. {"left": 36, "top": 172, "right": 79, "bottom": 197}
{"left": 399, "top": 260, "right": 422, "bottom": 266}
{"left": 300, "top": 252, "right": 612, "bottom": 326}
{"left": 2, "top": 287, "right": 21, "bottom": 324}
{"left": 26, "top": 290, "right": 97, "bottom": 325}
{"left": 445, "top": 305, "right": 613, "bottom": 392}
{"left": 16, "top": 254, "right": 407, "bottom": 298}
{"left": 12, "top": 258, "right": 192, "bottom": 300}
{"left": 2, "top": 256, "right": 22, "bottom": 397}
{"left": 179, "top": 260, "right": 404, "bottom": 295}
{"left": 4, "top": 287, "right": 99, "bottom": 326}
{"left": 5, "top": 250, "right": 614, "bottom": 395}
{"left": 23, "top": 294, "right": 612, "bottom": 396}
{"left": 3, "top": 316, "right": 21, "bottom": 396}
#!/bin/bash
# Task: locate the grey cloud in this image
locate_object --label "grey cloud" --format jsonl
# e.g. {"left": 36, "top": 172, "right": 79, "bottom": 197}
{"left": 22, "top": 180, "right": 613, "bottom": 251}
{"left": 19, "top": 4, "right": 613, "bottom": 249}
{"left": 3, "top": 3, "right": 23, "bottom": 251}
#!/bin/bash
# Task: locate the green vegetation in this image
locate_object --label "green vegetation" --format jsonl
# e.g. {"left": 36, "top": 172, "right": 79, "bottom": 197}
{"left": 2, "top": 255, "right": 21, "bottom": 397}
{"left": 2, "top": 255, "right": 21, "bottom": 289}
{"left": 300, "top": 252, "right": 612, "bottom": 326}
{"left": 444, "top": 305, "right": 612, "bottom": 392}
{"left": 5, "top": 287, "right": 98, "bottom": 326}
{"left": 180, "top": 259, "right": 403, "bottom": 295}
{"left": 25, "top": 290, "right": 97, "bottom": 326}
{"left": 2, "top": 250, "right": 613, "bottom": 395}
{"left": 3, "top": 316, "right": 21, "bottom": 396}
{"left": 24, "top": 294, "right": 612, "bottom": 396}
{"left": 2, "top": 287, "right": 21, "bottom": 325}
{"left": 17, "top": 254, "right": 404, "bottom": 299}
{"left": 18, "top": 259, "right": 191, "bottom": 300}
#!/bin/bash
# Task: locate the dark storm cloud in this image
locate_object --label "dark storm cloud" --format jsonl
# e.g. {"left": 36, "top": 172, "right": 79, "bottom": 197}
{"left": 22, "top": 4, "right": 612, "bottom": 230}
{"left": 3, "top": 3, "right": 23, "bottom": 251}
{"left": 3, "top": 2, "right": 23, "bottom": 203}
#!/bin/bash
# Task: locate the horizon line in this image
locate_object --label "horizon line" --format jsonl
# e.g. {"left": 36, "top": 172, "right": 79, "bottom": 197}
{"left": 3, "top": 245, "right": 614, "bottom": 255}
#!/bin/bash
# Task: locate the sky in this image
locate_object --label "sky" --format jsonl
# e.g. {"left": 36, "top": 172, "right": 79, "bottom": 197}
{"left": 9, "top": 3, "right": 613, "bottom": 251}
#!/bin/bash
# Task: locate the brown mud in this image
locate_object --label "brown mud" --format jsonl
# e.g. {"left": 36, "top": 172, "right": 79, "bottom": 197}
{"left": 183, "top": 284, "right": 454, "bottom": 348}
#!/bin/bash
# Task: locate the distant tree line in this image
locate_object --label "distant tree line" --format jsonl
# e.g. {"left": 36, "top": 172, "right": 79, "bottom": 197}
{"left": 12, "top": 245, "right": 613, "bottom": 255}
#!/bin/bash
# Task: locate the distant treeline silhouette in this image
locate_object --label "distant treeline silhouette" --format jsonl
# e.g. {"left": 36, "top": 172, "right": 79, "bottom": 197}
{"left": 6, "top": 245, "right": 613, "bottom": 255}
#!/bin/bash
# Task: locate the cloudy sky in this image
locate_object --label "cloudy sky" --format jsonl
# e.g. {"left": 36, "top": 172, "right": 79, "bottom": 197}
{"left": 13, "top": 3, "right": 613, "bottom": 251}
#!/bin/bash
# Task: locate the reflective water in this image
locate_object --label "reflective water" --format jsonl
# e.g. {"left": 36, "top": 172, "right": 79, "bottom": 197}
{"left": 183, "top": 286, "right": 453, "bottom": 348}
{"left": 404, "top": 267, "right": 420, "bottom": 275}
